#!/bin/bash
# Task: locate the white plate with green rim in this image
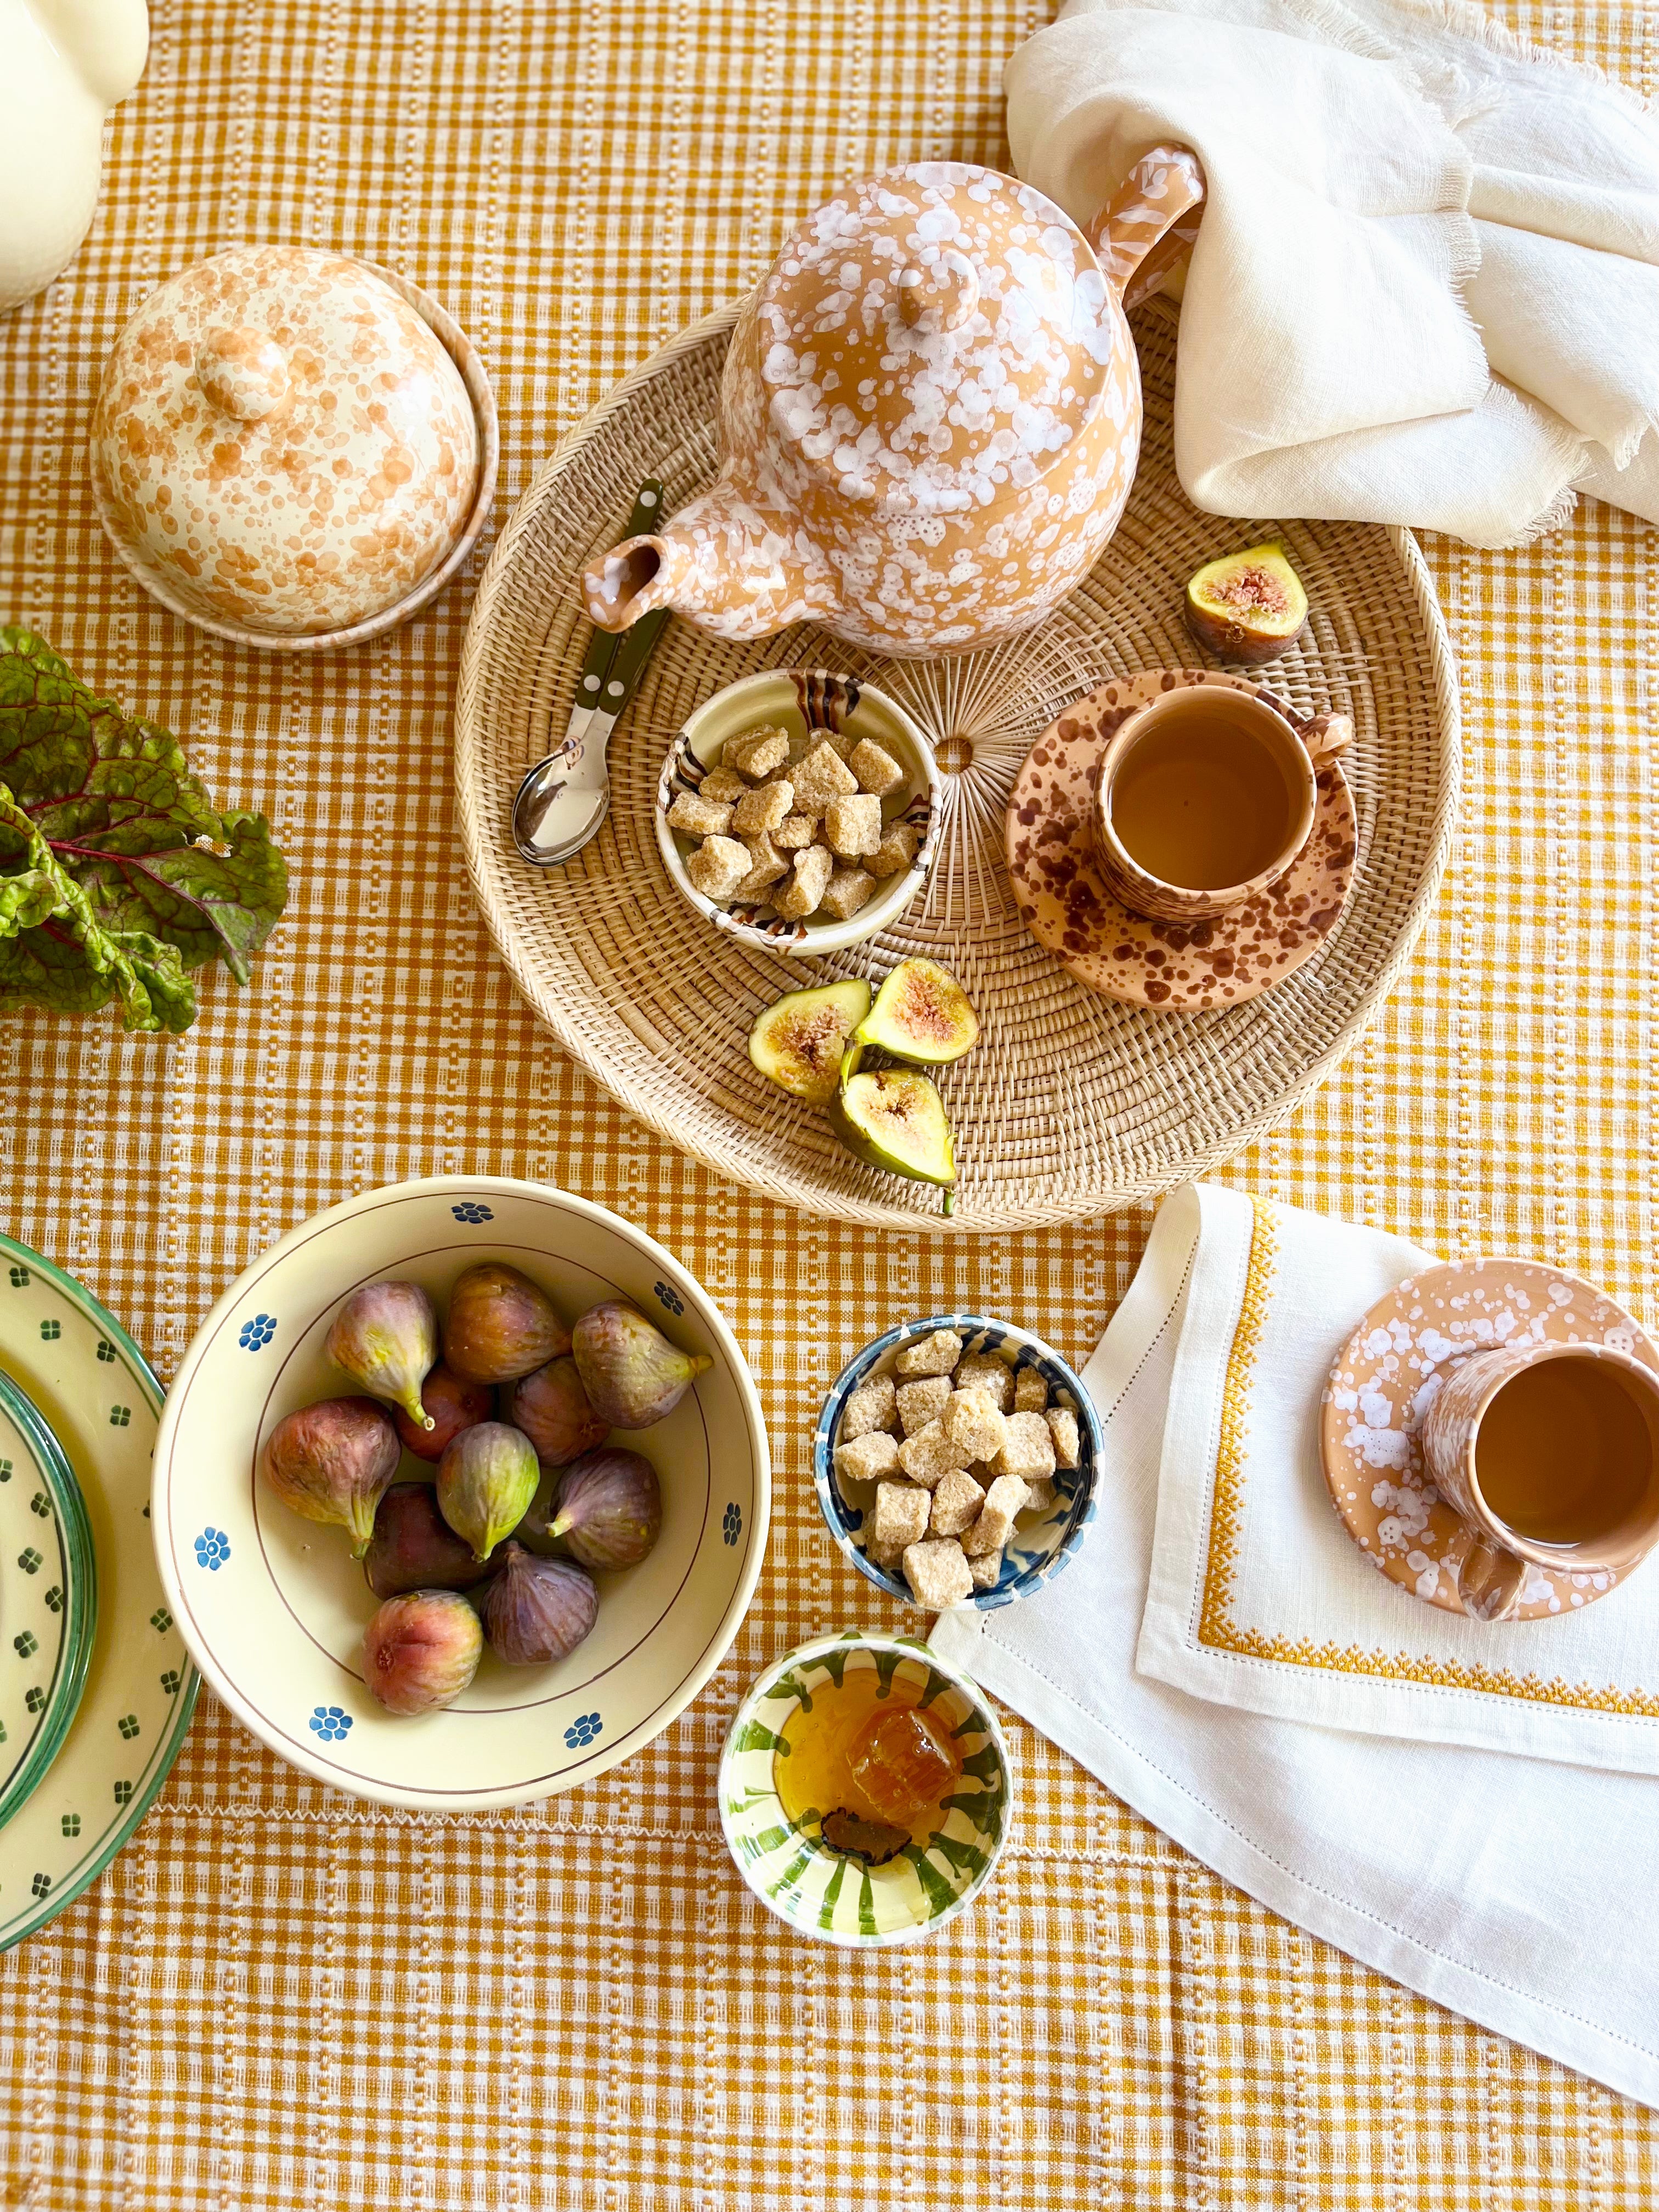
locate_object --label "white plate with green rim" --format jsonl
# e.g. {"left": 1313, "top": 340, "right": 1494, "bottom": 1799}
{"left": 0, "top": 1232, "right": 198, "bottom": 1952}
{"left": 718, "top": 1630, "right": 1011, "bottom": 1946}
{"left": 0, "top": 1368, "right": 97, "bottom": 1830}
{"left": 152, "top": 1175, "right": 770, "bottom": 1810}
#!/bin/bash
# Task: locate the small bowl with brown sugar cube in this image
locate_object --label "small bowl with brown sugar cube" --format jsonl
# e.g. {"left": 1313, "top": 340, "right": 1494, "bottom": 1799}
{"left": 812, "top": 1312, "right": 1101, "bottom": 1612}
{"left": 654, "top": 668, "right": 941, "bottom": 953}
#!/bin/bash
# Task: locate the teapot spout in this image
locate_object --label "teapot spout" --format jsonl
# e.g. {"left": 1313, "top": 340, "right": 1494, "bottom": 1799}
{"left": 579, "top": 482, "right": 838, "bottom": 642}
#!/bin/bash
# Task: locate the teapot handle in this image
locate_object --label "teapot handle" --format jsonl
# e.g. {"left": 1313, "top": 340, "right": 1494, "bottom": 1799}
{"left": 1087, "top": 145, "right": 1206, "bottom": 312}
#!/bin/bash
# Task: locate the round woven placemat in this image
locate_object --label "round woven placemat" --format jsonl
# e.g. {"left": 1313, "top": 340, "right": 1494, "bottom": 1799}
{"left": 455, "top": 297, "right": 1459, "bottom": 1235}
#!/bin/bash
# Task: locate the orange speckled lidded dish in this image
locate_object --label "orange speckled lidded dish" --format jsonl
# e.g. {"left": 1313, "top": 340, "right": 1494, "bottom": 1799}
{"left": 90, "top": 245, "right": 497, "bottom": 650}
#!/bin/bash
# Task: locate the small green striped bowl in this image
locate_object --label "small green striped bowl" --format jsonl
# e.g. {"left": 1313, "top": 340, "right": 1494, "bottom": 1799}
{"left": 718, "top": 1630, "right": 1010, "bottom": 1946}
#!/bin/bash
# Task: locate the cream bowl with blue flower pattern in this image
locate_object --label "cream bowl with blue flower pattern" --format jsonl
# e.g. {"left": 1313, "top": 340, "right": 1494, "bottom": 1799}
{"left": 718, "top": 1630, "right": 1011, "bottom": 1946}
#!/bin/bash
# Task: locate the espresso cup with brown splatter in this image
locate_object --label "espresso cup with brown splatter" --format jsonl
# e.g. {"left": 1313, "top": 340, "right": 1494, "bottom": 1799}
{"left": 1090, "top": 688, "right": 1350, "bottom": 923}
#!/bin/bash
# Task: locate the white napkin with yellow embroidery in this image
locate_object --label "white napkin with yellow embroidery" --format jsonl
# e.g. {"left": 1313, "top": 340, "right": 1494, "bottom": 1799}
{"left": 932, "top": 1184, "right": 1659, "bottom": 2108}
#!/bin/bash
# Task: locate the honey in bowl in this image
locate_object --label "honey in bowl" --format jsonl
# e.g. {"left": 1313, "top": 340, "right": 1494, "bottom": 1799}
{"left": 775, "top": 1663, "right": 963, "bottom": 1861}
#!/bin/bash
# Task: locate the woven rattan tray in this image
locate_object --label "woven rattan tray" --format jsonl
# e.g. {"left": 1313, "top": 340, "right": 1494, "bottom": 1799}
{"left": 455, "top": 298, "right": 1459, "bottom": 1234}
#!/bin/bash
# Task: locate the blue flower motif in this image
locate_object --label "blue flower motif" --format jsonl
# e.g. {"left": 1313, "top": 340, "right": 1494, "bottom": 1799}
{"left": 722, "top": 1502, "right": 742, "bottom": 1547}
{"left": 238, "top": 1313, "right": 276, "bottom": 1351}
{"left": 563, "top": 1711, "right": 603, "bottom": 1750}
{"left": 452, "top": 1202, "right": 494, "bottom": 1224}
{"left": 193, "top": 1527, "right": 230, "bottom": 1571}
{"left": 308, "top": 1705, "right": 353, "bottom": 1742}
{"left": 653, "top": 1280, "right": 685, "bottom": 1317}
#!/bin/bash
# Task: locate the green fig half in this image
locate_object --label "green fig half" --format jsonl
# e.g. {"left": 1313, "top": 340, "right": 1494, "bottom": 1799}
{"left": 853, "top": 957, "right": 979, "bottom": 1066}
{"left": 1183, "top": 543, "right": 1308, "bottom": 665}
{"left": 830, "top": 1066, "right": 956, "bottom": 1199}
{"left": 748, "top": 979, "right": 871, "bottom": 1107}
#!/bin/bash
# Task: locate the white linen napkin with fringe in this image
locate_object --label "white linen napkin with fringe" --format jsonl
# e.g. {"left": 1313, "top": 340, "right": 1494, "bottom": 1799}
{"left": 932, "top": 1184, "right": 1659, "bottom": 2108}
{"left": 1003, "top": 0, "right": 1659, "bottom": 547}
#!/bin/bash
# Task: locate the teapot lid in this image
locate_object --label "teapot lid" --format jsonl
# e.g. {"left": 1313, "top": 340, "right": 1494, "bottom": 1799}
{"left": 91, "top": 245, "right": 481, "bottom": 638}
{"left": 756, "top": 162, "right": 1115, "bottom": 515}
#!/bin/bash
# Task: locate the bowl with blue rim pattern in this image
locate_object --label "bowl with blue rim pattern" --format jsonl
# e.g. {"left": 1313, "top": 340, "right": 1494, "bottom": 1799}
{"left": 718, "top": 1628, "right": 1011, "bottom": 1945}
{"left": 811, "top": 1311, "right": 1101, "bottom": 1610}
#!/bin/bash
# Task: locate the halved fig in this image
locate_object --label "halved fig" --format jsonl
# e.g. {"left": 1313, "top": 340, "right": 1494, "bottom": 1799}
{"left": 853, "top": 957, "right": 979, "bottom": 1066}
{"left": 1184, "top": 543, "right": 1308, "bottom": 665}
{"left": 749, "top": 979, "right": 872, "bottom": 1105}
{"left": 830, "top": 1066, "right": 956, "bottom": 1199}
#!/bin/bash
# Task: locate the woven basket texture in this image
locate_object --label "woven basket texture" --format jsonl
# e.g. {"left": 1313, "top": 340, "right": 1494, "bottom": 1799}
{"left": 458, "top": 298, "right": 1458, "bottom": 1233}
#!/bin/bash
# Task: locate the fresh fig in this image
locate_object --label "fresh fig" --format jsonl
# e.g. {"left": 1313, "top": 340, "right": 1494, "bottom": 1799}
{"left": 364, "top": 1482, "right": 502, "bottom": 1599}
{"left": 1183, "top": 543, "right": 1309, "bottom": 664}
{"left": 436, "top": 1419, "right": 540, "bottom": 1561}
{"left": 362, "top": 1589, "right": 482, "bottom": 1715}
{"left": 443, "top": 1262, "right": 571, "bottom": 1383}
{"left": 572, "top": 1302, "right": 713, "bottom": 1429}
{"left": 393, "top": 1362, "right": 495, "bottom": 1462}
{"left": 830, "top": 1065, "right": 956, "bottom": 1207}
{"left": 853, "top": 957, "right": 979, "bottom": 1066}
{"left": 749, "top": 979, "right": 872, "bottom": 1105}
{"left": 325, "top": 1279, "right": 438, "bottom": 1429}
{"left": 478, "top": 1543, "right": 599, "bottom": 1665}
{"left": 261, "top": 1396, "right": 401, "bottom": 1556}
{"left": 544, "top": 1447, "right": 662, "bottom": 1571}
{"left": 501, "top": 1356, "right": 608, "bottom": 1466}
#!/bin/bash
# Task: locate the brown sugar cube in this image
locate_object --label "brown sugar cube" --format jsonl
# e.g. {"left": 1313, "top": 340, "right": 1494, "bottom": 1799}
{"left": 833, "top": 1429, "right": 900, "bottom": 1488}
{"left": 823, "top": 794, "right": 883, "bottom": 860}
{"left": 791, "top": 740, "right": 860, "bottom": 815}
{"left": 941, "top": 1387, "right": 1009, "bottom": 1466}
{"left": 774, "top": 843, "right": 834, "bottom": 919}
{"left": 848, "top": 738, "right": 905, "bottom": 797}
{"left": 733, "top": 833, "right": 789, "bottom": 900}
{"left": 667, "top": 791, "right": 734, "bottom": 839}
{"left": 901, "top": 1538, "right": 974, "bottom": 1609}
{"left": 867, "top": 1480, "right": 931, "bottom": 1560}
{"left": 1045, "top": 1406, "right": 1081, "bottom": 1469}
{"left": 1013, "top": 1366, "right": 1049, "bottom": 1413}
{"left": 731, "top": 780, "right": 794, "bottom": 835}
{"left": 896, "top": 1417, "right": 973, "bottom": 1488}
{"left": 842, "top": 1373, "right": 896, "bottom": 1440}
{"left": 819, "top": 866, "right": 876, "bottom": 922}
{"left": 896, "top": 1375, "right": 952, "bottom": 1436}
{"left": 954, "top": 1354, "right": 1013, "bottom": 1413}
{"left": 685, "top": 836, "right": 751, "bottom": 901}
{"left": 991, "top": 1410, "right": 1056, "bottom": 1485}
{"left": 867, "top": 822, "right": 921, "bottom": 881}
{"left": 774, "top": 812, "right": 819, "bottom": 852}
{"left": 698, "top": 765, "right": 747, "bottom": 804}
{"left": 963, "top": 1473, "right": 1029, "bottom": 1556}
{"left": 1020, "top": 1476, "right": 1058, "bottom": 1515}
{"left": 895, "top": 1328, "right": 963, "bottom": 1379}
{"left": 968, "top": 1548, "right": 1005, "bottom": 1590}
{"left": 724, "top": 724, "right": 792, "bottom": 780}
{"left": 929, "top": 1466, "right": 985, "bottom": 1539}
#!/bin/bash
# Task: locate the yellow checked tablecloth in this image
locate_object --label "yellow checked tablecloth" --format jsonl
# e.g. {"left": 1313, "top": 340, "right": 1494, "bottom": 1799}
{"left": 2, "top": 1, "right": 1657, "bottom": 2203}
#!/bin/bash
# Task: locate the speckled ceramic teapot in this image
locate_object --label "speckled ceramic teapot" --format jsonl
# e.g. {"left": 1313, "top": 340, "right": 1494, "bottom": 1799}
{"left": 580, "top": 147, "right": 1204, "bottom": 659}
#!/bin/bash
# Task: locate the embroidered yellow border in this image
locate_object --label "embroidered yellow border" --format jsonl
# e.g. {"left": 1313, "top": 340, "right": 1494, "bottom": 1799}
{"left": 1196, "top": 1197, "right": 1659, "bottom": 1717}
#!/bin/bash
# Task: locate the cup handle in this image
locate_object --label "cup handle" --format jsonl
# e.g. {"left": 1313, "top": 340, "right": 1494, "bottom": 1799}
{"left": 1087, "top": 146, "right": 1206, "bottom": 312}
{"left": 1454, "top": 1532, "right": 1530, "bottom": 1623}
{"left": 1259, "top": 692, "right": 1354, "bottom": 772}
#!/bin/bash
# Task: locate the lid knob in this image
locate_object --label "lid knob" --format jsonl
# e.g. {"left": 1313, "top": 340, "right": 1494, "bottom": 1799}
{"left": 195, "top": 325, "right": 291, "bottom": 422}
{"left": 896, "top": 250, "right": 980, "bottom": 335}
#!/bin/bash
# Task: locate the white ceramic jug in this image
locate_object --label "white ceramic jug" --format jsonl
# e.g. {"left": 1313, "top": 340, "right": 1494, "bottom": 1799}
{"left": 0, "top": 0, "right": 148, "bottom": 314}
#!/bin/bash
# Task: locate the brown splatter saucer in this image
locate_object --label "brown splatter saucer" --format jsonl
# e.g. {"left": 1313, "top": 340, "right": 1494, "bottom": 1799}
{"left": 1005, "top": 668, "right": 1357, "bottom": 1010}
{"left": 1321, "top": 1258, "right": 1658, "bottom": 1622}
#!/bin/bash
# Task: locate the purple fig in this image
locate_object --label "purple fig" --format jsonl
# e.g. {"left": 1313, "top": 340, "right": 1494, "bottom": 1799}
{"left": 261, "top": 1396, "right": 400, "bottom": 1557}
{"left": 364, "top": 1483, "right": 503, "bottom": 1599}
{"left": 363, "top": 1589, "right": 482, "bottom": 1714}
{"left": 436, "top": 1420, "right": 540, "bottom": 1561}
{"left": 393, "top": 1362, "right": 495, "bottom": 1463}
{"left": 443, "top": 1262, "right": 571, "bottom": 1384}
{"left": 571, "top": 1301, "right": 713, "bottom": 1429}
{"left": 479, "top": 1543, "right": 598, "bottom": 1665}
{"left": 501, "top": 1356, "right": 608, "bottom": 1466}
{"left": 326, "top": 1280, "right": 438, "bottom": 1429}
{"left": 543, "top": 1447, "right": 662, "bottom": 1571}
